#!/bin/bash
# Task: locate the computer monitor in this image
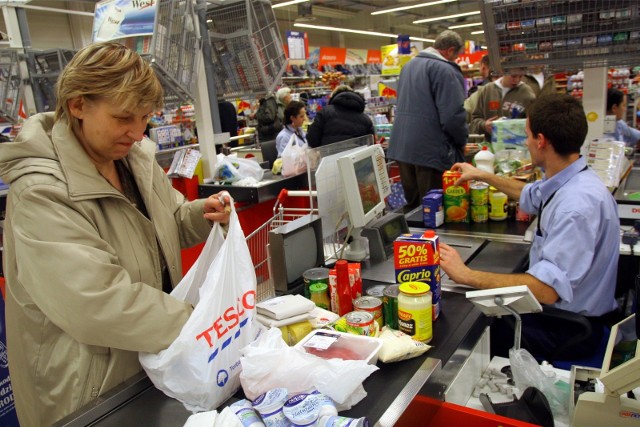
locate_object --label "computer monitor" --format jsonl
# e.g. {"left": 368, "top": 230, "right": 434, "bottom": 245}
{"left": 337, "top": 144, "right": 391, "bottom": 229}
{"left": 598, "top": 314, "right": 640, "bottom": 397}
{"left": 269, "top": 214, "right": 324, "bottom": 293}
{"left": 336, "top": 144, "right": 391, "bottom": 260}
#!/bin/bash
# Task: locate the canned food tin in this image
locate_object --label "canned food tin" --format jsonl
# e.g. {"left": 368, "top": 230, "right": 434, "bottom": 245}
{"left": 344, "top": 311, "right": 375, "bottom": 336}
{"left": 365, "top": 285, "right": 386, "bottom": 300}
{"left": 469, "top": 181, "right": 489, "bottom": 206}
{"left": 471, "top": 204, "right": 489, "bottom": 223}
{"left": 382, "top": 285, "right": 400, "bottom": 330}
{"left": 310, "top": 283, "right": 330, "bottom": 310}
{"left": 354, "top": 296, "right": 383, "bottom": 329}
{"left": 303, "top": 267, "right": 330, "bottom": 299}
{"left": 398, "top": 282, "right": 433, "bottom": 343}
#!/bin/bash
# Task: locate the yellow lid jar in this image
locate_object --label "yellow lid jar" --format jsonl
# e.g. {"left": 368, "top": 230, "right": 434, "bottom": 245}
{"left": 397, "top": 282, "right": 432, "bottom": 343}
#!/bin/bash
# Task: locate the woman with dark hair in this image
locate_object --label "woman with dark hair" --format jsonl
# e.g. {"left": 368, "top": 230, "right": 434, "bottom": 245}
{"left": 275, "top": 100, "right": 307, "bottom": 156}
{"left": 606, "top": 87, "right": 640, "bottom": 147}
{"left": 306, "top": 85, "right": 375, "bottom": 148}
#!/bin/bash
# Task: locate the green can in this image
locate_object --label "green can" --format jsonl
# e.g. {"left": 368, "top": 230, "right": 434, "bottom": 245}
{"left": 382, "top": 284, "right": 400, "bottom": 330}
{"left": 302, "top": 267, "right": 330, "bottom": 299}
{"left": 471, "top": 204, "right": 489, "bottom": 223}
{"left": 469, "top": 181, "right": 489, "bottom": 206}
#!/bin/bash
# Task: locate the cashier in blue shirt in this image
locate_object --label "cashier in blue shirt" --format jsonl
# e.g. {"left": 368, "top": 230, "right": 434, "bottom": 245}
{"left": 276, "top": 101, "right": 308, "bottom": 157}
{"left": 440, "top": 94, "right": 620, "bottom": 360}
{"left": 606, "top": 87, "right": 640, "bottom": 148}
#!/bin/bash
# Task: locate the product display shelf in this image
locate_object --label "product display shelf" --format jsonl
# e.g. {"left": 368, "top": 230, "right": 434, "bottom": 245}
{"left": 481, "top": 0, "right": 640, "bottom": 72}
{"left": 26, "top": 49, "right": 75, "bottom": 113}
{"left": 146, "top": 0, "right": 201, "bottom": 110}
{"left": 0, "top": 49, "right": 22, "bottom": 122}
{"left": 206, "top": 0, "right": 286, "bottom": 100}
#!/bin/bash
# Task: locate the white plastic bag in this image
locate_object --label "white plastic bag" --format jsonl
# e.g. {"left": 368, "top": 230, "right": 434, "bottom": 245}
{"left": 281, "top": 134, "right": 309, "bottom": 177}
{"left": 239, "top": 327, "right": 378, "bottom": 411}
{"left": 509, "top": 348, "right": 569, "bottom": 418}
{"left": 214, "top": 154, "right": 264, "bottom": 183}
{"left": 139, "top": 203, "right": 263, "bottom": 412}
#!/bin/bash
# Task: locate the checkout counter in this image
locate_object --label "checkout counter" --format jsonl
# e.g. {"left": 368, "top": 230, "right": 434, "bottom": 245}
{"left": 54, "top": 210, "right": 535, "bottom": 427}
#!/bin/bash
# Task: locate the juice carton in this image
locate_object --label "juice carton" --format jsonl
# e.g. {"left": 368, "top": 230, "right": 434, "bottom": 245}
{"left": 422, "top": 190, "right": 444, "bottom": 228}
{"left": 442, "top": 170, "right": 470, "bottom": 223}
{"left": 394, "top": 230, "right": 441, "bottom": 320}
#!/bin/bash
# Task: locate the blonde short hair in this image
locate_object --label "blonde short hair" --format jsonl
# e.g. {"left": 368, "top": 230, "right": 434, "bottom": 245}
{"left": 55, "top": 41, "right": 164, "bottom": 132}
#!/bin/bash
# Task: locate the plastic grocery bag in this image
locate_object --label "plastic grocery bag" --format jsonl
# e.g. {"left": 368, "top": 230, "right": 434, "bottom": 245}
{"left": 239, "top": 327, "right": 378, "bottom": 411}
{"left": 281, "top": 134, "right": 309, "bottom": 177}
{"left": 509, "top": 348, "right": 569, "bottom": 418}
{"left": 214, "top": 154, "right": 264, "bottom": 183}
{"left": 139, "top": 202, "right": 263, "bottom": 412}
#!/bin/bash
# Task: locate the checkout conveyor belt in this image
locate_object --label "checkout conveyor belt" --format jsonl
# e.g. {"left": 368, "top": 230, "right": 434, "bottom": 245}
{"left": 54, "top": 223, "right": 532, "bottom": 427}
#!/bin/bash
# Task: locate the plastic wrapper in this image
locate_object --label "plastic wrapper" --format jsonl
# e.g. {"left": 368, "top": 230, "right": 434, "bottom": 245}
{"left": 508, "top": 348, "right": 570, "bottom": 418}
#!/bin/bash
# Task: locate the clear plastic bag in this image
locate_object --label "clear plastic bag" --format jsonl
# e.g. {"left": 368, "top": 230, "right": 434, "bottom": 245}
{"left": 509, "top": 348, "right": 569, "bottom": 418}
{"left": 214, "top": 154, "right": 264, "bottom": 183}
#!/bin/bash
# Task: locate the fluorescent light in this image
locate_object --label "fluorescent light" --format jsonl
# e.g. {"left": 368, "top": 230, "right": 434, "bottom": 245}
{"left": 448, "top": 22, "right": 483, "bottom": 29}
{"left": 272, "top": 0, "right": 308, "bottom": 9}
{"left": 294, "top": 23, "right": 435, "bottom": 43}
{"left": 371, "top": 0, "right": 456, "bottom": 16}
{"left": 471, "top": 30, "right": 485, "bottom": 35}
{"left": 413, "top": 10, "right": 480, "bottom": 24}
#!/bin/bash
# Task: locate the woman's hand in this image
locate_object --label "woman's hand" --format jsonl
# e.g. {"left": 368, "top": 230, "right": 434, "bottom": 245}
{"left": 203, "top": 191, "right": 232, "bottom": 224}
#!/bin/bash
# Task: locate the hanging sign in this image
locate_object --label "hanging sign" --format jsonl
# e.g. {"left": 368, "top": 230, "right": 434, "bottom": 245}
{"left": 93, "top": 0, "right": 157, "bottom": 42}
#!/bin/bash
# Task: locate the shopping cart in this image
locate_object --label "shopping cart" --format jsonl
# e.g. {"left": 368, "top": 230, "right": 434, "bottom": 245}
{"left": 246, "top": 189, "right": 316, "bottom": 302}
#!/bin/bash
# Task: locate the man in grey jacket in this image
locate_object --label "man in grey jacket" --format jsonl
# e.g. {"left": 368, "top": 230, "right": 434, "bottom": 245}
{"left": 388, "top": 30, "right": 468, "bottom": 211}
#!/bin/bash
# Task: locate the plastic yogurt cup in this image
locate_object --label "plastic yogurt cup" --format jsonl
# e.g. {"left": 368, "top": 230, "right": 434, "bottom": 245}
{"left": 310, "top": 391, "right": 337, "bottom": 418}
{"left": 283, "top": 393, "right": 321, "bottom": 426}
{"left": 252, "top": 388, "right": 289, "bottom": 427}
{"left": 317, "top": 415, "right": 371, "bottom": 427}
{"left": 230, "top": 399, "right": 266, "bottom": 427}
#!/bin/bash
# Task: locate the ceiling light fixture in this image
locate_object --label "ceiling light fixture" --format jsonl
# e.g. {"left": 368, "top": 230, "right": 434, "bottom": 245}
{"left": 293, "top": 23, "right": 435, "bottom": 43}
{"left": 471, "top": 30, "right": 485, "bottom": 35}
{"left": 371, "top": 0, "right": 456, "bottom": 16}
{"left": 448, "top": 22, "right": 483, "bottom": 29}
{"left": 272, "top": 0, "right": 309, "bottom": 9}
{"left": 413, "top": 10, "right": 480, "bottom": 24}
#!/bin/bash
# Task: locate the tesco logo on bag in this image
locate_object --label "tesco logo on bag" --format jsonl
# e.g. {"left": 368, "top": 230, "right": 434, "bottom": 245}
{"left": 195, "top": 290, "right": 256, "bottom": 363}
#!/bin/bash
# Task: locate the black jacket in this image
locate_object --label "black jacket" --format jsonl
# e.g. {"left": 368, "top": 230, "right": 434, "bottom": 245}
{"left": 306, "top": 91, "right": 375, "bottom": 148}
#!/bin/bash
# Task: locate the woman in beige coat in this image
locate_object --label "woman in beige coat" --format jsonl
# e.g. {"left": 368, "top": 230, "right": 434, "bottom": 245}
{"left": 0, "top": 42, "right": 231, "bottom": 426}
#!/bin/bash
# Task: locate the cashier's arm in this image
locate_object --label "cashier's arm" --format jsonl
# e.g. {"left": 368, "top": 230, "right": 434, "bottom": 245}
{"left": 439, "top": 242, "right": 559, "bottom": 305}
{"left": 451, "top": 162, "right": 526, "bottom": 201}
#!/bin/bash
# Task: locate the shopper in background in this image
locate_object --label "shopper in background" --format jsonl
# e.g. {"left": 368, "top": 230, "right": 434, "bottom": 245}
{"left": 306, "top": 84, "right": 375, "bottom": 148}
{"left": 441, "top": 94, "right": 619, "bottom": 360}
{"left": 523, "top": 65, "right": 557, "bottom": 97}
{"left": 0, "top": 41, "right": 231, "bottom": 427}
{"left": 276, "top": 100, "right": 308, "bottom": 156}
{"left": 606, "top": 87, "right": 640, "bottom": 148}
{"left": 469, "top": 66, "right": 536, "bottom": 140}
{"left": 387, "top": 30, "right": 468, "bottom": 211}
{"left": 276, "top": 86, "right": 293, "bottom": 122}
{"left": 467, "top": 54, "right": 492, "bottom": 97}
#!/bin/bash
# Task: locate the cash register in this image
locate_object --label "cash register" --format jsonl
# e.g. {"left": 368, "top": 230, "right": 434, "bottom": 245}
{"left": 571, "top": 313, "right": 640, "bottom": 426}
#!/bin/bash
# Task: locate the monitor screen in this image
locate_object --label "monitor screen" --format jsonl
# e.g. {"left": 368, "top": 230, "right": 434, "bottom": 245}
{"left": 599, "top": 314, "right": 640, "bottom": 397}
{"left": 337, "top": 145, "right": 391, "bottom": 229}
{"left": 354, "top": 157, "right": 382, "bottom": 215}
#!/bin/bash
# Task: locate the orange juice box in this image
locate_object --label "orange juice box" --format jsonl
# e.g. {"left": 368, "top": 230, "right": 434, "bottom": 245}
{"left": 394, "top": 230, "right": 441, "bottom": 320}
{"left": 442, "top": 170, "right": 470, "bottom": 223}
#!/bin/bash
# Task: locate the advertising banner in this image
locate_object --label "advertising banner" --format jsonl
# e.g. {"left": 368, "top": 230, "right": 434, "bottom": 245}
{"left": 318, "top": 47, "right": 347, "bottom": 67}
{"left": 93, "top": 0, "right": 157, "bottom": 42}
{"left": 286, "top": 31, "right": 309, "bottom": 60}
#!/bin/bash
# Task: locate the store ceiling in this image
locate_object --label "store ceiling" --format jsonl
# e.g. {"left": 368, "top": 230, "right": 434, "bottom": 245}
{"left": 272, "top": 0, "right": 486, "bottom": 47}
